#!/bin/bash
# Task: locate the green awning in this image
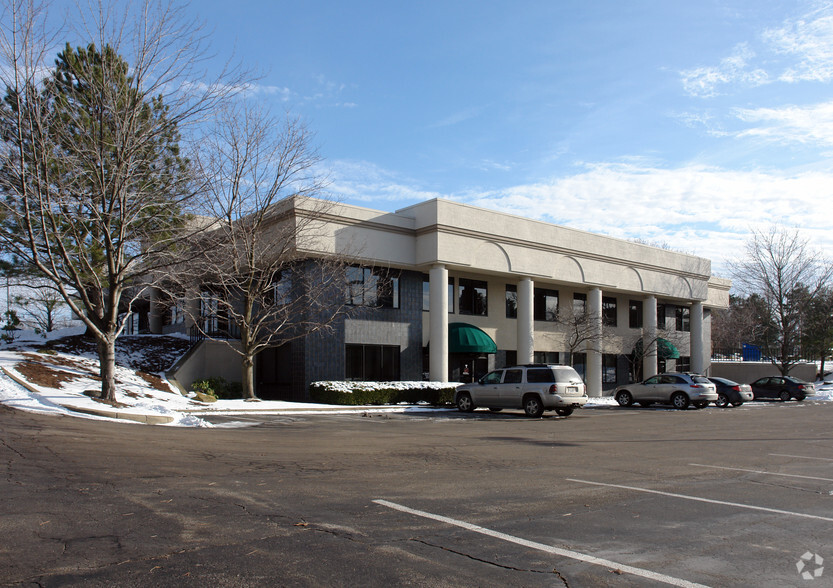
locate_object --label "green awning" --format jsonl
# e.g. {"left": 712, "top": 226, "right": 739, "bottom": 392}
{"left": 633, "top": 337, "right": 680, "bottom": 360}
{"left": 448, "top": 322, "right": 497, "bottom": 354}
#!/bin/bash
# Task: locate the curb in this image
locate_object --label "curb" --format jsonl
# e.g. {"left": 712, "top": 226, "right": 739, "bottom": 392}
{"left": 0, "top": 366, "right": 175, "bottom": 425}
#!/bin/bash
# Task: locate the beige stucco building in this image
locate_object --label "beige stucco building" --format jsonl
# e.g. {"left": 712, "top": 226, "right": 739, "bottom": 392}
{"left": 159, "top": 196, "right": 731, "bottom": 400}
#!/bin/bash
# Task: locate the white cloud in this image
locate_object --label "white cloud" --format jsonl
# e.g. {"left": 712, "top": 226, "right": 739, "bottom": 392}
{"left": 680, "top": 43, "right": 769, "bottom": 97}
{"left": 456, "top": 163, "right": 833, "bottom": 275}
{"left": 763, "top": 5, "right": 833, "bottom": 82}
{"left": 680, "top": 4, "right": 833, "bottom": 96}
{"left": 330, "top": 160, "right": 833, "bottom": 278}
{"left": 733, "top": 100, "right": 833, "bottom": 145}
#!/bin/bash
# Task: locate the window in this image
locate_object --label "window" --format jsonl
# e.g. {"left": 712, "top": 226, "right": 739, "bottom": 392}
{"left": 482, "top": 370, "right": 503, "bottom": 384}
{"left": 573, "top": 293, "right": 586, "bottom": 315}
{"left": 505, "top": 284, "right": 518, "bottom": 318}
{"left": 347, "top": 266, "right": 399, "bottom": 308}
{"left": 533, "top": 351, "right": 559, "bottom": 364}
{"left": 503, "top": 350, "right": 517, "bottom": 368}
{"left": 629, "top": 300, "right": 643, "bottom": 329}
{"left": 458, "top": 278, "right": 487, "bottom": 316}
{"left": 423, "top": 275, "right": 456, "bottom": 313}
{"left": 527, "top": 368, "right": 556, "bottom": 383}
{"left": 270, "top": 270, "right": 292, "bottom": 306}
{"left": 675, "top": 306, "right": 690, "bottom": 332}
{"left": 504, "top": 369, "right": 523, "bottom": 384}
{"left": 534, "top": 288, "right": 558, "bottom": 321}
{"left": 657, "top": 304, "right": 666, "bottom": 329}
{"left": 602, "top": 296, "right": 617, "bottom": 326}
{"left": 572, "top": 353, "right": 587, "bottom": 381}
{"left": 603, "top": 354, "right": 618, "bottom": 385}
{"left": 677, "top": 356, "right": 691, "bottom": 372}
{"left": 345, "top": 344, "right": 400, "bottom": 381}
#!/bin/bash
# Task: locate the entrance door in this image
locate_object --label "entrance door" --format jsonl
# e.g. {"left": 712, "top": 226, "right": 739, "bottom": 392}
{"left": 256, "top": 344, "right": 293, "bottom": 400}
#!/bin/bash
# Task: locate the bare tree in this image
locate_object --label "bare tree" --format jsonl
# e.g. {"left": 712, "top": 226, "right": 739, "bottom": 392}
{"left": 167, "top": 103, "right": 355, "bottom": 400}
{"left": 555, "top": 306, "right": 609, "bottom": 368}
{"left": 730, "top": 226, "right": 833, "bottom": 375}
{"left": 13, "top": 280, "right": 70, "bottom": 333}
{"left": 0, "top": 0, "right": 244, "bottom": 401}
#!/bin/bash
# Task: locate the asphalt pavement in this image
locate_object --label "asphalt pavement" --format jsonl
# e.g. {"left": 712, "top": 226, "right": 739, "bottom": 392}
{"left": 2, "top": 400, "right": 832, "bottom": 587}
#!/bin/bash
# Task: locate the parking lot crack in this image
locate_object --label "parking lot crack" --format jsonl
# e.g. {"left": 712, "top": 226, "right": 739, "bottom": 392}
{"left": 410, "top": 538, "right": 570, "bottom": 586}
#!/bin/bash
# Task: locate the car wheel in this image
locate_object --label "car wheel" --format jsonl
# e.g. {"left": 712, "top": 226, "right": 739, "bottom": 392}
{"left": 731, "top": 401, "right": 744, "bottom": 407}
{"left": 555, "top": 407, "right": 573, "bottom": 417}
{"left": 615, "top": 391, "right": 633, "bottom": 407}
{"left": 715, "top": 393, "right": 729, "bottom": 408}
{"left": 779, "top": 390, "right": 790, "bottom": 402}
{"left": 671, "top": 392, "right": 690, "bottom": 410}
{"left": 523, "top": 395, "right": 544, "bottom": 418}
{"left": 456, "top": 392, "right": 475, "bottom": 413}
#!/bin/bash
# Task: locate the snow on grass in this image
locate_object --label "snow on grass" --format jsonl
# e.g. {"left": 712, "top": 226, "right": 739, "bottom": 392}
{"left": 1, "top": 328, "right": 831, "bottom": 427}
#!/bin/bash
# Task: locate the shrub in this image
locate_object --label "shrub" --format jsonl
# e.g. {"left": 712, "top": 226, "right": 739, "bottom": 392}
{"left": 191, "top": 377, "right": 242, "bottom": 400}
{"left": 309, "top": 381, "right": 457, "bottom": 406}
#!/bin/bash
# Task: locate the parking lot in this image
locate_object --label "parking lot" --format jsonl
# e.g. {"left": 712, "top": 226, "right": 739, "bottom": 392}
{"left": 2, "top": 400, "right": 832, "bottom": 587}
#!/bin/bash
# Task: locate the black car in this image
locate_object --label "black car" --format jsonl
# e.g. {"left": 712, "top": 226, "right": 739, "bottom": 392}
{"left": 708, "top": 377, "right": 753, "bottom": 407}
{"left": 749, "top": 376, "right": 815, "bottom": 401}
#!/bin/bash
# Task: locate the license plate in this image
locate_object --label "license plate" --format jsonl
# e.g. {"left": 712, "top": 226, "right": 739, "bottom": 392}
{"left": 567, "top": 386, "right": 578, "bottom": 394}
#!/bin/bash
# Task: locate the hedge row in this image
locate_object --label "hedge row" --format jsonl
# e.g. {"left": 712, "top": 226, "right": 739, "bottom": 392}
{"left": 309, "top": 381, "right": 458, "bottom": 406}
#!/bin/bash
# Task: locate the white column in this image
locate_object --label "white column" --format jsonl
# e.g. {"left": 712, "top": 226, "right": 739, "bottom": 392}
{"left": 690, "top": 302, "right": 704, "bottom": 374}
{"left": 586, "top": 288, "right": 603, "bottom": 397}
{"left": 643, "top": 295, "right": 658, "bottom": 379}
{"left": 429, "top": 265, "right": 449, "bottom": 382}
{"left": 517, "top": 278, "right": 534, "bottom": 364}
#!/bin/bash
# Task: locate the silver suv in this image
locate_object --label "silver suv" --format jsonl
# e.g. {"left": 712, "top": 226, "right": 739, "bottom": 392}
{"left": 613, "top": 372, "right": 717, "bottom": 409}
{"left": 455, "top": 364, "right": 588, "bottom": 418}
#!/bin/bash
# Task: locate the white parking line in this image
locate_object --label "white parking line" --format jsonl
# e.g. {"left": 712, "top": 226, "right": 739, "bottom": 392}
{"left": 567, "top": 479, "right": 833, "bottom": 522}
{"left": 690, "top": 463, "right": 833, "bottom": 482}
{"left": 770, "top": 453, "right": 833, "bottom": 462}
{"left": 374, "top": 499, "right": 711, "bottom": 588}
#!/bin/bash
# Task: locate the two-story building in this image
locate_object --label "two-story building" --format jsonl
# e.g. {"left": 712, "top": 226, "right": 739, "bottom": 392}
{"left": 152, "top": 196, "right": 731, "bottom": 401}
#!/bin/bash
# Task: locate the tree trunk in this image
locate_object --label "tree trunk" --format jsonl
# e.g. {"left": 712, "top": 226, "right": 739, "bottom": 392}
{"left": 242, "top": 355, "right": 256, "bottom": 400}
{"left": 98, "top": 337, "right": 117, "bottom": 402}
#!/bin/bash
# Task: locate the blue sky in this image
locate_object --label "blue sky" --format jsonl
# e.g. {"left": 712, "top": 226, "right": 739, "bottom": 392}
{"left": 51, "top": 1, "right": 833, "bottom": 275}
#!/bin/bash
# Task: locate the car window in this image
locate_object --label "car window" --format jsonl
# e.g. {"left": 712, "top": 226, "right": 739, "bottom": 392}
{"left": 692, "top": 376, "right": 711, "bottom": 384}
{"left": 527, "top": 368, "right": 555, "bottom": 383}
{"left": 772, "top": 377, "right": 784, "bottom": 385}
{"left": 552, "top": 367, "right": 581, "bottom": 383}
{"left": 644, "top": 376, "right": 662, "bottom": 385}
{"left": 660, "top": 375, "right": 679, "bottom": 384}
{"left": 504, "top": 369, "right": 523, "bottom": 384}
{"left": 481, "top": 370, "right": 503, "bottom": 385}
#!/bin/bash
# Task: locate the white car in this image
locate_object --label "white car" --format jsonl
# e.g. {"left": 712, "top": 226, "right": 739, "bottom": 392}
{"left": 613, "top": 372, "right": 717, "bottom": 409}
{"left": 455, "top": 364, "right": 587, "bottom": 417}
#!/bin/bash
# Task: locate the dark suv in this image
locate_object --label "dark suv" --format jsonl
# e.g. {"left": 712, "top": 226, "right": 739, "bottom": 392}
{"left": 454, "top": 364, "right": 587, "bottom": 417}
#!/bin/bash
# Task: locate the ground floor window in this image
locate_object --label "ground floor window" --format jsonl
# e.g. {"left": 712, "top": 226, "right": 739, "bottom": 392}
{"left": 603, "top": 354, "right": 618, "bottom": 384}
{"left": 346, "top": 344, "right": 400, "bottom": 381}
{"left": 676, "top": 355, "right": 691, "bottom": 372}
{"left": 571, "top": 352, "right": 587, "bottom": 381}
{"left": 533, "top": 351, "right": 559, "bottom": 364}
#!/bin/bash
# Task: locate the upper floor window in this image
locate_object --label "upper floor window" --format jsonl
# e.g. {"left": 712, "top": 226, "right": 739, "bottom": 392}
{"left": 629, "top": 300, "right": 643, "bottom": 329}
{"left": 675, "top": 306, "right": 690, "bottom": 332}
{"left": 505, "top": 284, "right": 518, "bottom": 318}
{"left": 573, "top": 293, "right": 587, "bottom": 316}
{"left": 422, "top": 274, "right": 454, "bottom": 313}
{"left": 268, "top": 270, "right": 292, "bottom": 306}
{"left": 602, "top": 296, "right": 617, "bottom": 326}
{"left": 534, "top": 288, "right": 558, "bottom": 321}
{"left": 657, "top": 304, "right": 667, "bottom": 330}
{"left": 458, "top": 278, "right": 487, "bottom": 316}
{"left": 347, "top": 266, "right": 399, "bottom": 308}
